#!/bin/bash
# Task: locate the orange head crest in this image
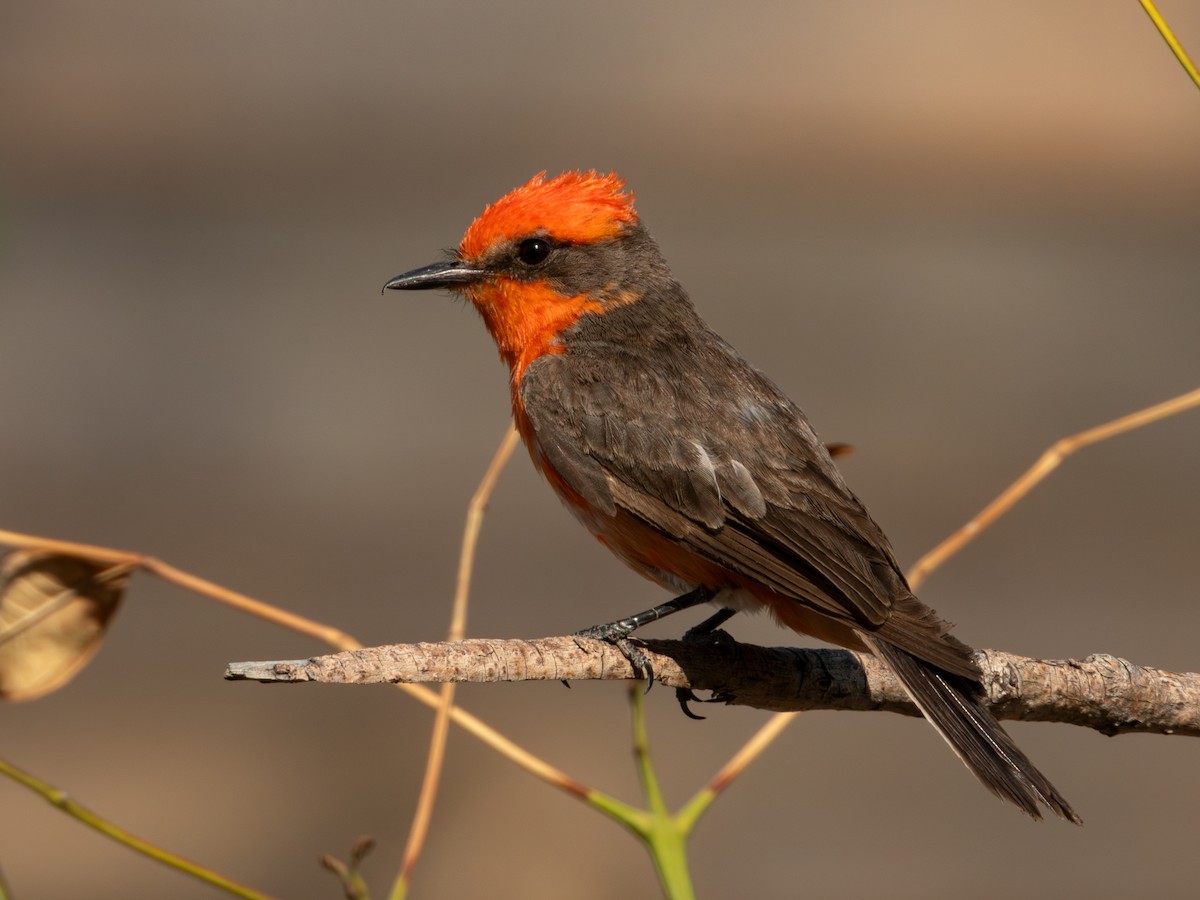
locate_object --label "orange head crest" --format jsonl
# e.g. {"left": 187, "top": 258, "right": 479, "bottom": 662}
{"left": 459, "top": 171, "right": 637, "bottom": 260}
{"left": 384, "top": 170, "right": 660, "bottom": 381}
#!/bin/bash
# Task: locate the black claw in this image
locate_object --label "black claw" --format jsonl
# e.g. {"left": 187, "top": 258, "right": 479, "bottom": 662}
{"left": 675, "top": 688, "right": 707, "bottom": 720}
{"left": 615, "top": 637, "right": 655, "bottom": 690}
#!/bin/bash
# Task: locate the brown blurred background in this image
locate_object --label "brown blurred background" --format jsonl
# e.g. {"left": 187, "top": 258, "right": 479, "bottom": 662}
{"left": 2, "top": 2, "right": 1198, "bottom": 897}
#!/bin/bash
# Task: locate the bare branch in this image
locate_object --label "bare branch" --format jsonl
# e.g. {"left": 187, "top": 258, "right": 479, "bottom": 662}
{"left": 907, "top": 385, "right": 1200, "bottom": 590}
{"left": 226, "top": 636, "right": 1199, "bottom": 738}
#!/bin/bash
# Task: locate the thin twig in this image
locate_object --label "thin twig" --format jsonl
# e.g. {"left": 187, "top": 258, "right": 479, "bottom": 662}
{"left": 703, "top": 712, "right": 799, "bottom": 798}
{"left": 675, "top": 711, "right": 799, "bottom": 836}
{"left": 1139, "top": 0, "right": 1200, "bottom": 91}
{"left": 908, "top": 385, "right": 1200, "bottom": 590}
{"left": 0, "top": 529, "right": 359, "bottom": 649}
{"left": 392, "top": 425, "right": 520, "bottom": 897}
{"left": 0, "top": 527, "right": 589, "bottom": 799}
{"left": 448, "top": 426, "right": 523, "bottom": 644}
{"left": 0, "top": 756, "right": 270, "bottom": 899}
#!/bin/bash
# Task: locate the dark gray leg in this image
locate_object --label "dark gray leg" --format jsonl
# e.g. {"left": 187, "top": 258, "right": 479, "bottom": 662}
{"left": 574, "top": 587, "right": 716, "bottom": 688}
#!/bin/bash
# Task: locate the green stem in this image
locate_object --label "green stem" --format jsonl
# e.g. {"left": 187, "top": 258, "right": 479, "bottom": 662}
{"left": 586, "top": 788, "right": 652, "bottom": 839}
{"left": 673, "top": 786, "right": 717, "bottom": 839}
{"left": 644, "top": 814, "right": 696, "bottom": 900}
{"left": 1139, "top": 0, "right": 1200, "bottom": 91}
{"left": 580, "top": 689, "right": 700, "bottom": 899}
{"left": 628, "top": 687, "right": 696, "bottom": 900}
{"left": 630, "top": 687, "right": 669, "bottom": 820}
{"left": 0, "top": 756, "right": 270, "bottom": 900}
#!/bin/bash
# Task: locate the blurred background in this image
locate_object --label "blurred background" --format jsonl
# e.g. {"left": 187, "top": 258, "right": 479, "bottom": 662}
{"left": 2, "top": 2, "right": 1198, "bottom": 897}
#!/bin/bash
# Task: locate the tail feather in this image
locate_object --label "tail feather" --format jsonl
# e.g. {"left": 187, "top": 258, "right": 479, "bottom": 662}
{"left": 860, "top": 634, "right": 1081, "bottom": 824}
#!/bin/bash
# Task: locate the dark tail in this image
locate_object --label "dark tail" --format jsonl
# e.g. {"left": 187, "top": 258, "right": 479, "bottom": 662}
{"left": 861, "top": 634, "right": 1081, "bottom": 824}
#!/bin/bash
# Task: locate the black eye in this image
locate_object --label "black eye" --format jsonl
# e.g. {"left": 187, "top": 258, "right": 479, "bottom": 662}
{"left": 517, "top": 237, "right": 552, "bottom": 266}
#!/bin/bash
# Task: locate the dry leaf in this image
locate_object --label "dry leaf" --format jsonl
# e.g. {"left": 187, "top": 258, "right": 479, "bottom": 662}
{"left": 0, "top": 551, "right": 130, "bottom": 701}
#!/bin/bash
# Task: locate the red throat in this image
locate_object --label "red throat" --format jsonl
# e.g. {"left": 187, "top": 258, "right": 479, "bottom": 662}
{"left": 466, "top": 277, "right": 603, "bottom": 381}
{"left": 455, "top": 170, "right": 640, "bottom": 412}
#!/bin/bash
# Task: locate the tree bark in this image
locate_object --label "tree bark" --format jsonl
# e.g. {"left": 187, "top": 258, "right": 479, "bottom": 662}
{"left": 225, "top": 635, "right": 1198, "bottom": 738}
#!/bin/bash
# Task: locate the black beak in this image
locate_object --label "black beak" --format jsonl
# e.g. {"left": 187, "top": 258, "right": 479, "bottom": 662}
{"left": 382, "top": 260, "right": 485, "bottom": 294}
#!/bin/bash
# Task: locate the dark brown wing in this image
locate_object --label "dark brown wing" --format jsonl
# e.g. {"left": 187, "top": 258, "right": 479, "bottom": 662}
{"left": 520, "top": 326, "right": 935, "bottom": 640}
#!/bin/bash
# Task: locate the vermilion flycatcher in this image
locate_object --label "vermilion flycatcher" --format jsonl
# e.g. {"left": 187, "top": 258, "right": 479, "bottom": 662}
{"left": 384, "top": 170, "right": 1079, "bottom": 823}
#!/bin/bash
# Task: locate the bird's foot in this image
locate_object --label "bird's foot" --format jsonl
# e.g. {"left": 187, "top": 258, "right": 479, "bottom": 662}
{"left": 574, "top": 623, "right": 656, "bottom": 688}
{"left": 674, "top": 607, "right": 740, "bottom": 719}
{"left": 573, "top": 588, "right": 717, "bottom": 691}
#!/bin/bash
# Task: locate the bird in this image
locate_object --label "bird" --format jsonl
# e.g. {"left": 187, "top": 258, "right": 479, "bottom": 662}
{"left": 383, "top": 170, "right": 1079, "bottom": 823}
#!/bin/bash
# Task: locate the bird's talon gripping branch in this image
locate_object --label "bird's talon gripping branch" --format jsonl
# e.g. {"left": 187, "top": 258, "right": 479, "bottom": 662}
{"left": 616, "top": 637, "right": 655, "bottom": 690}
{"left": 572, "top": 627, "right": 656, "bottom": 686}
{"left": 572, "top": 587, "right": 719, "bottom": 689}
{"left": 385, "top": 169, "right": 1080, "bottom": 824}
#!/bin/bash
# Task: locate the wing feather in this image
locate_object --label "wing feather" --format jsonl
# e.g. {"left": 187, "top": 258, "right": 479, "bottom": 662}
{"left": 520, "top": 338, "right": 908, "bottom": 632}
